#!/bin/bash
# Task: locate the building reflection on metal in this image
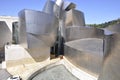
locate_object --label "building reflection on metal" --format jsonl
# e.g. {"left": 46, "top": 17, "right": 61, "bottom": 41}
{"left": 18, "top": 9, "right": 58, "bottom": 61}
{"left": 19, "top": 9, "right": 58, "bottom": 47}
{"left": 65, "top": 27, "right": 105, "bottom": 76}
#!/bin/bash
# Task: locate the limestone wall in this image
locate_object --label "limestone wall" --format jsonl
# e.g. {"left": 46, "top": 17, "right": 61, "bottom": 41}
{"left": 0, "top": 16, "right": 18, "bottom": 32}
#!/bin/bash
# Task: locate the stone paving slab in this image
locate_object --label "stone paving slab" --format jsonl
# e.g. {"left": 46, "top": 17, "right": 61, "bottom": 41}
{"left": 0, "top": 69, "right": 11, "bottom": 80}
{"left": 32, "top": 65, "right": 79, "bottom": 80}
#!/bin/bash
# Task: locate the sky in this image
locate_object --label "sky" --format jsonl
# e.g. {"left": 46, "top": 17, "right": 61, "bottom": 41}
{"left": 0, "top": 0, "right": 120, "bottom": 24}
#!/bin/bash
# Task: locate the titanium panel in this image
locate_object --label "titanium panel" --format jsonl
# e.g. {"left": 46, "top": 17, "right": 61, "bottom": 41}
{"left": 43, "top": 0, "right": 55, "bottom": 15}
{"left": 98, "top": 33, "right": 120, "bottom": 80}
{"left": 0, "top": 21, "right": 12, "bottom": 47}
{"left": 19, "top": 11, "right": 28, "bottom": 48}
{"left": 65, "top": 38, "right": 104, "bottom": 76}
{"left": 65, "top": 9, "right": 85, "bottom": 27}
{"left": 65, "top": 27, "right": 104, "bottom": 41}
{"left": 27, "top": 34, "right": 50, "bottom": 61}
{"left": 106, "top": 23, "right": 120, "bottom": 33}
{"left": 19, "top": 9, "right": 58, "bottom": 47}
{"left": 19, "top": 9, "right": 58, "bottom": 61}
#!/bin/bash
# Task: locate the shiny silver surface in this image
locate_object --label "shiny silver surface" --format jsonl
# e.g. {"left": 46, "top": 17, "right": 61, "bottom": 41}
{"left": 19, "top": 9, "right": 58, "bottom": 61}
{"left": 65, "top": 9, "right": 85, "bottom": 27}
{"left": 19, "top": 11, "right": 28, "bottom": 48}
{"left": 65, "top": 27, "right": 104, "bottom": 41}
{"left": 0, "top": 21, "right": 12, "bottom": 47}
{"left": 106, "top": 23, "right": 120, "bottom": 33}
{"left": 64, "top": 27, "right": 105, "bottom": 76}
{"left": 99, "top": 33, "right": 120, "bottom": 80}
{"left": 65, "top": 38, "right": 104, "bottom": 76}
{"left": 19, "top": 9, "right": 58, "bottom": 47}
{"left": 27, "top": 34, "right": 50, "bottom": 61}
{"left": 43, "top": 0, "right": 55, "bottom": 15}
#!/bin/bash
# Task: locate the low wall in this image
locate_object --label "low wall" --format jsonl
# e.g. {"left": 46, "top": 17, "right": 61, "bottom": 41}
{"left": 5, "top": 45, "right": 49, "bottom": 67}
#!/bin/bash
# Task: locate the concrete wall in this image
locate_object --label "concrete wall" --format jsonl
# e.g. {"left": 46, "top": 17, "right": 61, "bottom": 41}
{"left": 0, "top": 16, "right": 18, "bottom": 32}
{"left": 5, "top": 45, "right": 36, "bottom": 67}
{"left": 0, "top": 21, "right": 12, "bottom": 47}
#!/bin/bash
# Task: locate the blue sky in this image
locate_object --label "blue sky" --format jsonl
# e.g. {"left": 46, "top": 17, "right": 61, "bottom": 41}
{"left": 0, "top": 0, "right": 120, "bottom": 24}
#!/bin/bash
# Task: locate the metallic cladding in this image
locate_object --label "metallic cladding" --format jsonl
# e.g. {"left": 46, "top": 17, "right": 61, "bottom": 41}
{"left": 65, "top": 38, "right": 103, "bottom": 76}
{"left": 65, "top": 27, "right": 104, "bottom": 41}
{"left": 19, "top": 9, "right": 58, "bottom": 47}
{"left": 65, "top": 9, "right": 85, "bottom": 27}
{"left": 19, "top": 10, "right": 28, "bottom": 48}
{"left": 43, "top": 0, "right": 55, "bottom": 15}
{"left": 64, "top": 27, "right": 105, "bottom": 76}
{"left": 18, "top": 9, "right": 58, "bottom": 61}
{"left": 99, "top": 33, "right": 120, "bottom": 80}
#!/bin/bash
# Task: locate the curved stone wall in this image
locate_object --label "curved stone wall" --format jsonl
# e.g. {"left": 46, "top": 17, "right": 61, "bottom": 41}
{"left": 0, "top": 21, "right": 12, "bottom": 47}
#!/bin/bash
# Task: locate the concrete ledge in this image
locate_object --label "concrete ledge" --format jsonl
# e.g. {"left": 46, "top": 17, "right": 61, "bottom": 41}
{"left": 5, "top": 45, "right": 49, "bottom": 67}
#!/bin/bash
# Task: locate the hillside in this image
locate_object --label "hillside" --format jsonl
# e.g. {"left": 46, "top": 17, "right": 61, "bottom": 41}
{"left": 87, "top": 18, "right": 120, "bottom": 28}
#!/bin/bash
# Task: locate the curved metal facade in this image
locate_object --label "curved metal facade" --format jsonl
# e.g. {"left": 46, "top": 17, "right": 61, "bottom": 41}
{"left": 19, "top": 9, "right": 58, "bottom": 61}
{"left": 65, "top": 38, "right": 104, "bottom": 76}
{"left": 65, "top": 9, "right": 85, "bottom": 27}
{"left": 43, "top": 0, "right": 55, "bottom": 15}
{"left": 19, "top": 9, "right": 58, "bottom": 47}
{"left": 106, "top": 23, "right": 120, "bottom": 33}
{"left": 64, "top": 27, "right": 105, "bottom": 76}
{"left": 65, "top": 27, "right": 104, "bottom": 41}
{"left": 99, "top": 33, "right": 120, "bottom": 80}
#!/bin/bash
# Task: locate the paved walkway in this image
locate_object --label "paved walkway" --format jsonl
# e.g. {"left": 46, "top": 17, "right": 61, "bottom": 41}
{"left": 7, "top": 57, "right": 97, "bottom": 80}
{"left": 0, "top": 69, "right": 11, "bottom": 80}
{"left": 32, "top": 65, "right": 79, "bottom": 80}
